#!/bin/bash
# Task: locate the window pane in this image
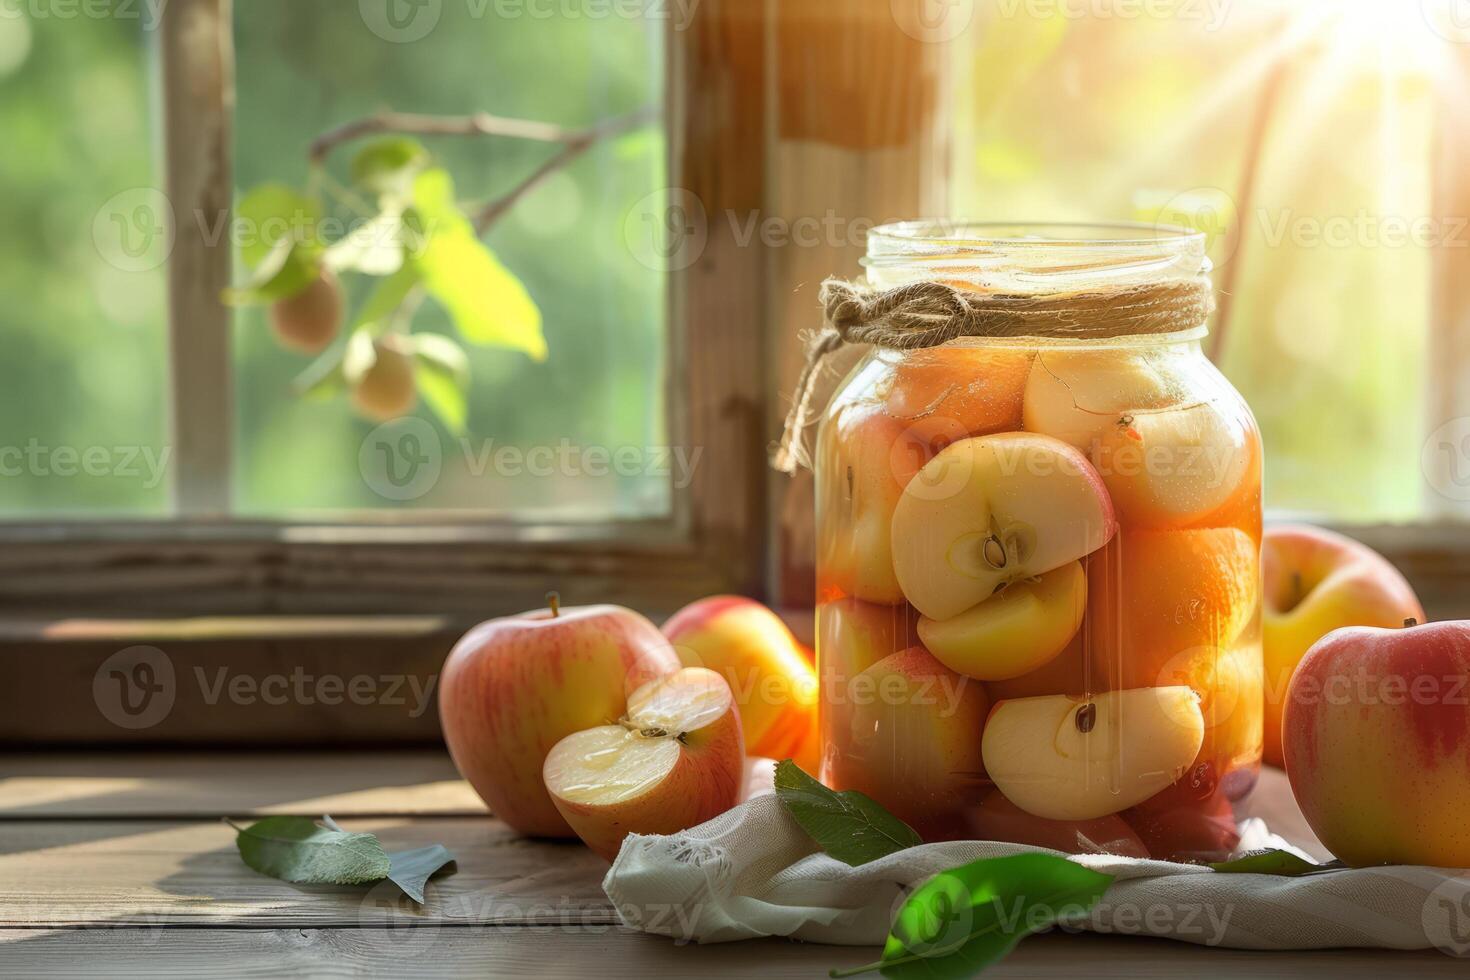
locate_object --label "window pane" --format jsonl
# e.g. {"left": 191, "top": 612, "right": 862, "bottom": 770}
{"left": 0, "top": 11, "right": 168, "bottom": 515}
{"left": 231, "top": 3, "right": 667, "bottom": 519}
{"left": 949, "top": 4, "right": 1434, "bottom": 523}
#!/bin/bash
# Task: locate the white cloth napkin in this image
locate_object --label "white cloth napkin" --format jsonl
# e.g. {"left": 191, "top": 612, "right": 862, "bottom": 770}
{"left": 603, "top": 792, "right": 1470, "bottom": 953}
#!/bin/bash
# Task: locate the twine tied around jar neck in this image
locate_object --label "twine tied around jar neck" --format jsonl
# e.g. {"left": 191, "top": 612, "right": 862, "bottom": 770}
{"left": 771, "top": 275, "right": 1216, "bottom": 473}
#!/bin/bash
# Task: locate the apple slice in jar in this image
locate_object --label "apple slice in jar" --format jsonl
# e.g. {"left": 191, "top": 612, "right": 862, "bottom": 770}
{"left": 889, "top": 432, "right": 1116, "bottom": 622}
{"left": 1022, "top": 348, "right": 1251, "bottom": 528}
{"left": 542, "top": 667, "right": 744, "bottom": 861}
{"left": 981, "top": 687, "right": 1206, "bottom": 822}
{"left": 917, "top": 561, "right": 1086, "bottom": 681}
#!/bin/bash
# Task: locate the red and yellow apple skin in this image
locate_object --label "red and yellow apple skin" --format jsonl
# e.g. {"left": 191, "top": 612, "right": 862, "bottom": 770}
{"left": 1262, "top": 525, "right": 1425, "bottom": 767}
{"left": 824, "top": 646, "right": 989, "bottom": 840}
{"left": 663, "top": 596, "right": 819, "bottom": 770}
{"left": 815, "top": 598, "right": 921, "bottom": 781}
{"left": 965, "top": 789, "right": 1150, "bottom": 858}
{"left": 1283, "top": 621, "right": 1470, "bottom": 868}
{"left": 438, "top": 604, "right": 680, "bottom": 837}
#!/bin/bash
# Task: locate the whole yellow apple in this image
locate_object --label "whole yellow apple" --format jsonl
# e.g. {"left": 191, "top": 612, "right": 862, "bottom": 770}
{"left": 1284, "top": 621, "right": 1470, "bottom": 867}
{"left": 1262, "top": 525, "right": 1424, "bottom": 767}
{"left": 663, "top": 596, "right": 819, "bottom": 769}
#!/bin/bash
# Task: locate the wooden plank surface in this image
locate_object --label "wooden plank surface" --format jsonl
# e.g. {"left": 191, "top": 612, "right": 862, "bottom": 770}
{"left": 0, "top": 750, "right": 1450, "bottom": 979}
{"left": 0, "top": 818, "right": 609, "bottom": 929}
{"left": 0, "top": 752, "right": 480, "bottom": 818}
{"left": 0, "top": 928, "right": 1460, "bottom": 979}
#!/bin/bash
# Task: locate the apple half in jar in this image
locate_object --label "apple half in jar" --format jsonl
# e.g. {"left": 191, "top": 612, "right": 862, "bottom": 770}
{"left": 981, "top": 687, "right": 1206, "bottom": 822}
{"left": 889, "top": 432, "right": 1117, "bottom": 622}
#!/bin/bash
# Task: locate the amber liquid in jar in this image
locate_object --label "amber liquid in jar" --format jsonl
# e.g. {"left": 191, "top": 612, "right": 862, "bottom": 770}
{"left": 814, "top": 223, "right": 1263, "bottom": 862}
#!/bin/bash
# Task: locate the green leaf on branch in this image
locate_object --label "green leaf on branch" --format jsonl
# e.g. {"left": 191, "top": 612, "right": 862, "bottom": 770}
{"left": 236, "top": 183, "right": 322, "bottom": 269}
{"left": 351, "top": 137, "right": 430, "bottom": 196}
{"left": 354, "top": 263, "right": 422, "bottom": 330}
{"left": 231, "top": 815, "right": 390, "bottom": 885}
{"left": 1209, "top": 849, "right": 1333, "bottom": 877}
{"left": 831, "top": 854, "right": 1114, "bottom": 980}
{"left": 325, "top": 207, "right": 407, "bottom": 277}
{"left": 223, "top": 236, "right": 322, "bottom": 306}
{"left": 774, "top": 760, "right": 922, "bottom": 867}
{"left": 408, "top": 168, "right": 546, "bottom": 360}
{"left": 412, "top": 333, "right": 470, "bottom": 433}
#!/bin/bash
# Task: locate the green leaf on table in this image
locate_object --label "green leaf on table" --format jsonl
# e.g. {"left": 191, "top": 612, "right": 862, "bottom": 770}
{"left": 1209, "top": 849, "right": 1331, "bottom": 877}
{"left": 832, "top": 854, "right": 1114, "bottom": 980}
{"left": 412, "top": 333, "right": 470, "bottom": 433}
{"left": 231, "top": 815, "right": 390, "bottom": 885}
{"left": 222, "top": 235, "right": 321, "bottom": 306}
{"left": 386, "top": 844, "right": 458, "bottom": 904}
{"left": 351, "top": 136, "right": 430, "bottom": 196}
{"left": 407, "top": 168, "right": 545, "bottom": 360}
{"left": 236, "top": 183, "right": 322, "bottom": 269}
{"left": 774, "top": 760, "right": 922, "bottom": 867}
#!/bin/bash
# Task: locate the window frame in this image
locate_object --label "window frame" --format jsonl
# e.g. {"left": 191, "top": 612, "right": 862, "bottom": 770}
{"left": 0, "top": 0, "right": 771, "bottom": 620}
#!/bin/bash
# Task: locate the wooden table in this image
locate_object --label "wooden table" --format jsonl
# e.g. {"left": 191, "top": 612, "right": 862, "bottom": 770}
{"left": 0, "top": 752, "right": 1460, "bottom": 978}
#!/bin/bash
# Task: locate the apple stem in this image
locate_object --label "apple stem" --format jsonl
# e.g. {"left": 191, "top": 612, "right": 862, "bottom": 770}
{"left": 547, "top": 591, "right": 561, "bottom": 618}
{"left": 1405, "top": 617, "right": 1419, "bottom": 628}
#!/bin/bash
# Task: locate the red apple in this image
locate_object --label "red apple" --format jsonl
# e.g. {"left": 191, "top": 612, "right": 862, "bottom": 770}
{"left": 1262, "top": 525, "right": 1424, "bottom": 767}
{"left": 1284, "top": 621, "right": 1470, "bottom": 867}
{"left": 438, "top": 600, "right": 680, "bottom": 837}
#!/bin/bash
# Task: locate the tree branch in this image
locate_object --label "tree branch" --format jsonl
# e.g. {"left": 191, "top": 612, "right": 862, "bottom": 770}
{"left": 310, "top": 110, "right": 581, "bottom": 165}
{"left": 471, "top": 107, "right": 654, "bottom": 234}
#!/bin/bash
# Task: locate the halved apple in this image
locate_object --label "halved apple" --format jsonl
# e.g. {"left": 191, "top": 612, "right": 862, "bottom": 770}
{"left": 917, "top": 561, "right": 1085, "bottom": 681}
{"left": 890, "top": 433, "right": 1116, "bottom": 621}
{"left": 981, "top": 687, "right": 1205, "bottom": 822}
{"left": 825, "top": 646, "right": 989, "bottom": 840}
{"left": 542, "top": 667, "right": 744, "bottom": 861}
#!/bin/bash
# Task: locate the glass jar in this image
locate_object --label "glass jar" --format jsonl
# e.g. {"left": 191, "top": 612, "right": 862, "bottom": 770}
{"left": 814, "top": 222, "right": 1263, "bottom": 862}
